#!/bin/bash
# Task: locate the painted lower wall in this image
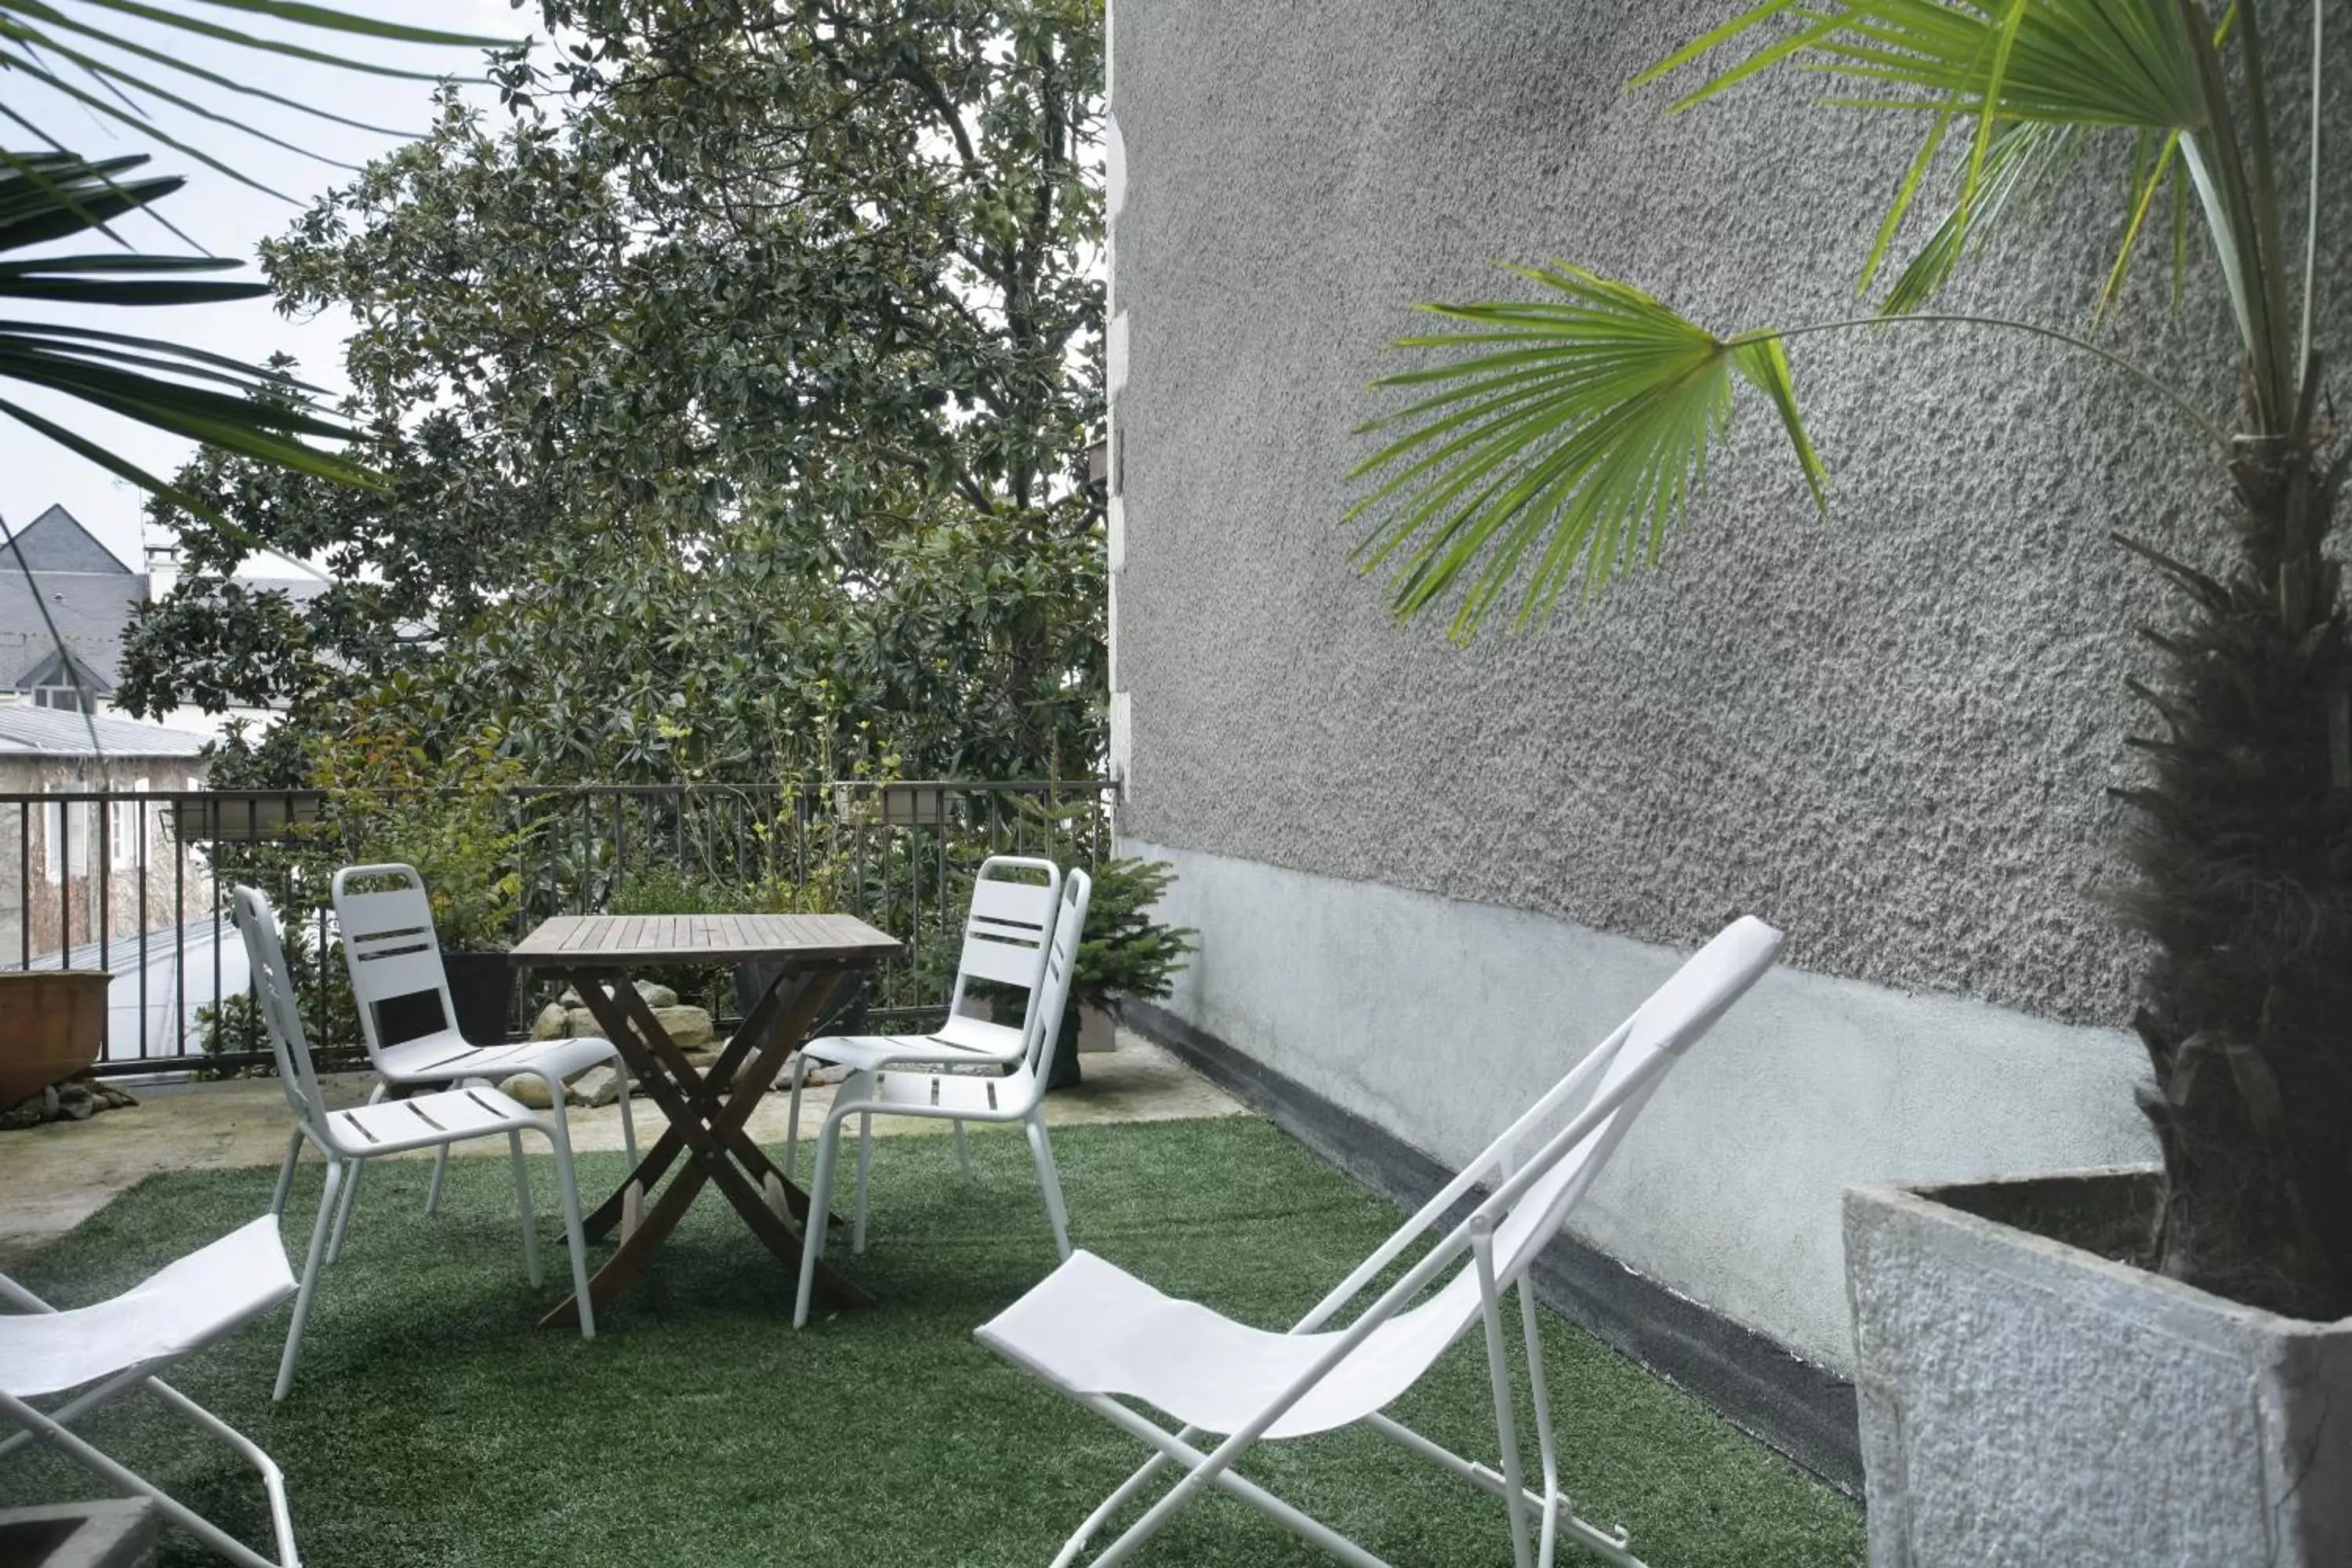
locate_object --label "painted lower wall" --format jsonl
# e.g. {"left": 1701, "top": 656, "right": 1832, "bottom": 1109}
{"left": 1125, "top": 837, "right": 2156, "bottom": 1372}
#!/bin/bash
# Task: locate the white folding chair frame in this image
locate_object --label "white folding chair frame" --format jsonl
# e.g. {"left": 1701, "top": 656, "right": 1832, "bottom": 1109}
{"left": 982, "top": 918, "right": 1784, "bottom": 1568}
{"left": 234, "top": 886, "right": 597, "bottom": 1403}
{"left": 0, "top": 1262, "right": 301, "bottom": 1568}
{"left": 325, "top": 862, "right": 637, "bottom": 1217}
{"left": 793, "top": 867, "right": 1093, "bottom": 1328}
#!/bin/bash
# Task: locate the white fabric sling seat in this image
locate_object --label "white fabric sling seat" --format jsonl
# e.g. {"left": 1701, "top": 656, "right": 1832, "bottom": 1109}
{"left": 0, "top": 1217, "right": 304, "bottom": 1567}
{"left": 978, "top": 916, "right": 1784, "bottom": 1568}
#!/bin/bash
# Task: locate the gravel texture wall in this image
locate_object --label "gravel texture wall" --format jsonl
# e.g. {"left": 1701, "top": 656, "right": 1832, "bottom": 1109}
{"left": 1108, "top": 0, "right": 2350, "bottom": 1029}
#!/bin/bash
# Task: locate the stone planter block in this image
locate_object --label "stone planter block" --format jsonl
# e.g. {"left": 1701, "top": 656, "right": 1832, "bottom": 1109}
{"left": 1846, "top": 1167, "right": 2352, "bottom": 1567}
{"left": 0, "top": 1501, "right": 158, "bottom": 1568}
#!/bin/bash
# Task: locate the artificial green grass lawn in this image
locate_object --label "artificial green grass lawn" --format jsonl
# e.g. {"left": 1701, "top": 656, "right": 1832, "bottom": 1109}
{"left": 2, "top": 1117, "right": 1861, "bottom": 1566}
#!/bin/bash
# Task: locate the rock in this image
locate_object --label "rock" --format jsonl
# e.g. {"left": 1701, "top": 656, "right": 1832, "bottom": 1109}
{"left": 499, "top": 1072, "right": 558, "bottom": 1109}
{"left": 555, "top": 979, "right": 677, "bottom": 1010}
{"left": 0, "top": 1074, "right": 135, "bottom": 1130}
{"left": 568, "top": 1065, "right": 623, "bottom": 1108}
{"left": 650, "top": 1005, "right": 715, "bottom": 1049}
{"left": 530, "top": 1003, "right": 571, "bottom": 1041}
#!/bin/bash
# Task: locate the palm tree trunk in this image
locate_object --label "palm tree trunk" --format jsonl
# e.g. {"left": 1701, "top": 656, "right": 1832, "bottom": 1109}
{"left": 2118, "top": 427, "right": 2352, "bottom": 1321}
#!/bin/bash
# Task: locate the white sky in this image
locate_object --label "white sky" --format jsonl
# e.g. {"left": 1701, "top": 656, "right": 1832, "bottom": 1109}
{"left": 3, "top": 1, "right": 523, "bottom": 569}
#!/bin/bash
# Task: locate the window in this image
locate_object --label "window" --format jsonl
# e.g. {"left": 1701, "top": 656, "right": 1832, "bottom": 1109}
{"left": 42, "top": 783, "right": 88, "bottom": 884}
{"left": 31, "top": 684, "right": 95, "bottom": 713}
{"left": 111, "top": 779, "right": 151, "bottom": 869}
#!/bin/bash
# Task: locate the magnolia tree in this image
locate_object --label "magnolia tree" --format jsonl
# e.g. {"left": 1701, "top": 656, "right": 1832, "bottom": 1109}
{"left": 1352, "top": 2, "right": 2346, "bottom": 1318}
{"left": 126, "top": 1, "right": 1107, "bottom": 786}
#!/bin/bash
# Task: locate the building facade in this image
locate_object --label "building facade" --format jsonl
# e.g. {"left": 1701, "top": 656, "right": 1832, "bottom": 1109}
{"left": 1101, "top": 0, "right": 2352, "bottom": 1470}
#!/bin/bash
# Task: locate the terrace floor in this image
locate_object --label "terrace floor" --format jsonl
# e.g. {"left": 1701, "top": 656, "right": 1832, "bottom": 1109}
{"left": 0, "top": 1033, "right": 1242, "bottom": 1269}
{"left": 1, "top": 1039, "right": 1863, "bottom": 1565}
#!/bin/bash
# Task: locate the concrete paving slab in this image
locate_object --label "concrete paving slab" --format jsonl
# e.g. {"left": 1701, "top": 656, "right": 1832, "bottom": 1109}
{"left": 0, "top": 1033, "right": 1241, "bottom": 1267}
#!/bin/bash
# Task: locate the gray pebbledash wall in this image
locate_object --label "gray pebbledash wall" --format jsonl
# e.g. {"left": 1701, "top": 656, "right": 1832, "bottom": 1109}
{"left": 1102, "top": 3, "right": 2350, "bottom": 1375}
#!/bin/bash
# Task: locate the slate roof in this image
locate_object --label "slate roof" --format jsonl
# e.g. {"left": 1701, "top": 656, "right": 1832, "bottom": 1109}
{"left": 0, "top": 567, "right": 146, "bottom": 690}
{"left": 3, "top": 505, "right": 132, "bottom": 575}
{"left": 0, "top": 706, "right": 209, "bottom": 759}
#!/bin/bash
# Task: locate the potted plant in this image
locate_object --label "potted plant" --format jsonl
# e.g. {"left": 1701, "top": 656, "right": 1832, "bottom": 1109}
{"left": 0, "top": 971, "right": 110, "bottom": 1114}
{"left": 1348, "top": 5, "right": 2347, "bottom": 1560}
{"left": 1050, "top": 858, "right": 1196, "bottom": 1091}
{"left": 315, "top": 721, "right": 528, "bottom": 1045}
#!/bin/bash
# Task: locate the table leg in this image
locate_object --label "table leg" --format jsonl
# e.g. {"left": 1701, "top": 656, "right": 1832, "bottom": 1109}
{"left": 574, "top": 965, "right": 808, "bottom": 1237}
{"left": 539, "top": 962, "right": 874, "bottom": 1325}
{"left": 611, "top": 970, "right": 849, "bottom": 1230}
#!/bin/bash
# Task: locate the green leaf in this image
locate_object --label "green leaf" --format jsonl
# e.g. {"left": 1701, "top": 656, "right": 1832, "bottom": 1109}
{"left": 1348, "top": 263, "right": 1824, "bottom": 639}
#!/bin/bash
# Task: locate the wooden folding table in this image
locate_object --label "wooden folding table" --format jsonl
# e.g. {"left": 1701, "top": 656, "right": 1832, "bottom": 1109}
{"left": 508, "top": 912, "right": 902, "bottom": 1327}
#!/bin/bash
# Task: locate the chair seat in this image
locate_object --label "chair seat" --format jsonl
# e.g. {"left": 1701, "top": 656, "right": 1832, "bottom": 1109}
{"left": 850, "top": 1063, "right": 1040, "bottom": 1120}
{"left": 976, "top": 1248, "right": 1483, "bottom": 1440}
{"left": 327, "top": 1084, "right": 541, "bottom": 1156}
{"left": 0, "top": 1217, "right": 295, "bottom": 1399}
{"left": 804, "top": 1014, "right": 1025, "bottom": 1073}
{"left": 376, "top": 1030, "right": 616, "bottom": 1086}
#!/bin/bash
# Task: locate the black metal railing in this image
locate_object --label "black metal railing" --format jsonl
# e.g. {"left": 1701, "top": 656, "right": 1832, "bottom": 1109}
{"left": 0, "top": 780, "right": 1115, "bottom": 1078}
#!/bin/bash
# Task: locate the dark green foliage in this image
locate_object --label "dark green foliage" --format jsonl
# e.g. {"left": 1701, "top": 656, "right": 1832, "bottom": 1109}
{"left": 122, "top": 0, "right": 1108, "bottom": 789}
{"left": 1074, "top": 857, "right": 1197, "bottom": 1013}
{"left": 0, "top": 1119, "right": 1862, "bottom": 1566}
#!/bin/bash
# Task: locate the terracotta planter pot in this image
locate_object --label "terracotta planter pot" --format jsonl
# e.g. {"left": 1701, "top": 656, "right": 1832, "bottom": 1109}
{"left": 0, "top": 971, "right": 110, "bottom": 1112}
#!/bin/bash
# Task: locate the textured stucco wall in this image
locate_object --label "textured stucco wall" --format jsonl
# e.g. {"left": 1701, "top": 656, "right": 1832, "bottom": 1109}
{"left": 1107, "top": 0, "right": 2350, "bottom": 1027}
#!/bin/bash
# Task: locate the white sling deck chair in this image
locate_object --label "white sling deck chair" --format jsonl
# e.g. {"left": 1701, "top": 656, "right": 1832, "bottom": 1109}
{"left": 977, "top": 916, "right": 1783, "bottom": 1568}
{"left": 0, "top": 1217, "right": 303, "bottom": 1567}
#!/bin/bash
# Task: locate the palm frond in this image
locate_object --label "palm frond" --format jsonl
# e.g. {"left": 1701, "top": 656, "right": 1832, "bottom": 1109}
{"left": 1878, "top": 119, "right": 2088, "bottom": 315}
{"left": 0, "top": 1, "right": 514, "bottom": 198}
{"left": 1347, "top": 264, "right": 1826, "bottom": 639}
{"left": 0, "top": 154, "right": 377, "bottom": 518}
{"left": 1638, "top": 0, "right": 2303, "bottom": 432}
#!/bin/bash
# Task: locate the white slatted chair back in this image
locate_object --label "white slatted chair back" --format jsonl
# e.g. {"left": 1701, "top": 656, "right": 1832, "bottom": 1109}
{"left": 230, "top": 885, "right": 333, "bottom": 1142}
{"left": 1021, "top": 866, "right": 1092, "bottom": 1084}
{"left": 331, "top": 862, "right": 458, "bottom": 1058}
{"left": 945, "top": 855, "right": 1062, "bottom": 1035}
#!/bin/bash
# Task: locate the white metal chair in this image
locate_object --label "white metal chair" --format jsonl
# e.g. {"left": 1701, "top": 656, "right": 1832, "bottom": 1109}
{"left": 233, "top": 885, "right": 597, "bottom": 1403}
{"left": 977, "top": 916, "right": 1784, "bottom": 1568}
{"left": 325, "top": 862, "right": 635, "bottom": 1220}
{"left": 0, "top": 1217, "right": 303, "bottom": 1567}
{"left": 793, "top": 867, "right": 1092, "bottom": 1329}
{"left": 783, "top": 854, "right": 1061, "bottom": 1180}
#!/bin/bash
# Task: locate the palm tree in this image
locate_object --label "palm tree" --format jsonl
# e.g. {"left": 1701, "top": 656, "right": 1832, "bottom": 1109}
{"left": 2, "top": 2, "right": 505, "bottom": 507}
{"left": 1348, "top": 2, "right": 2346, "bottom": 1319}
